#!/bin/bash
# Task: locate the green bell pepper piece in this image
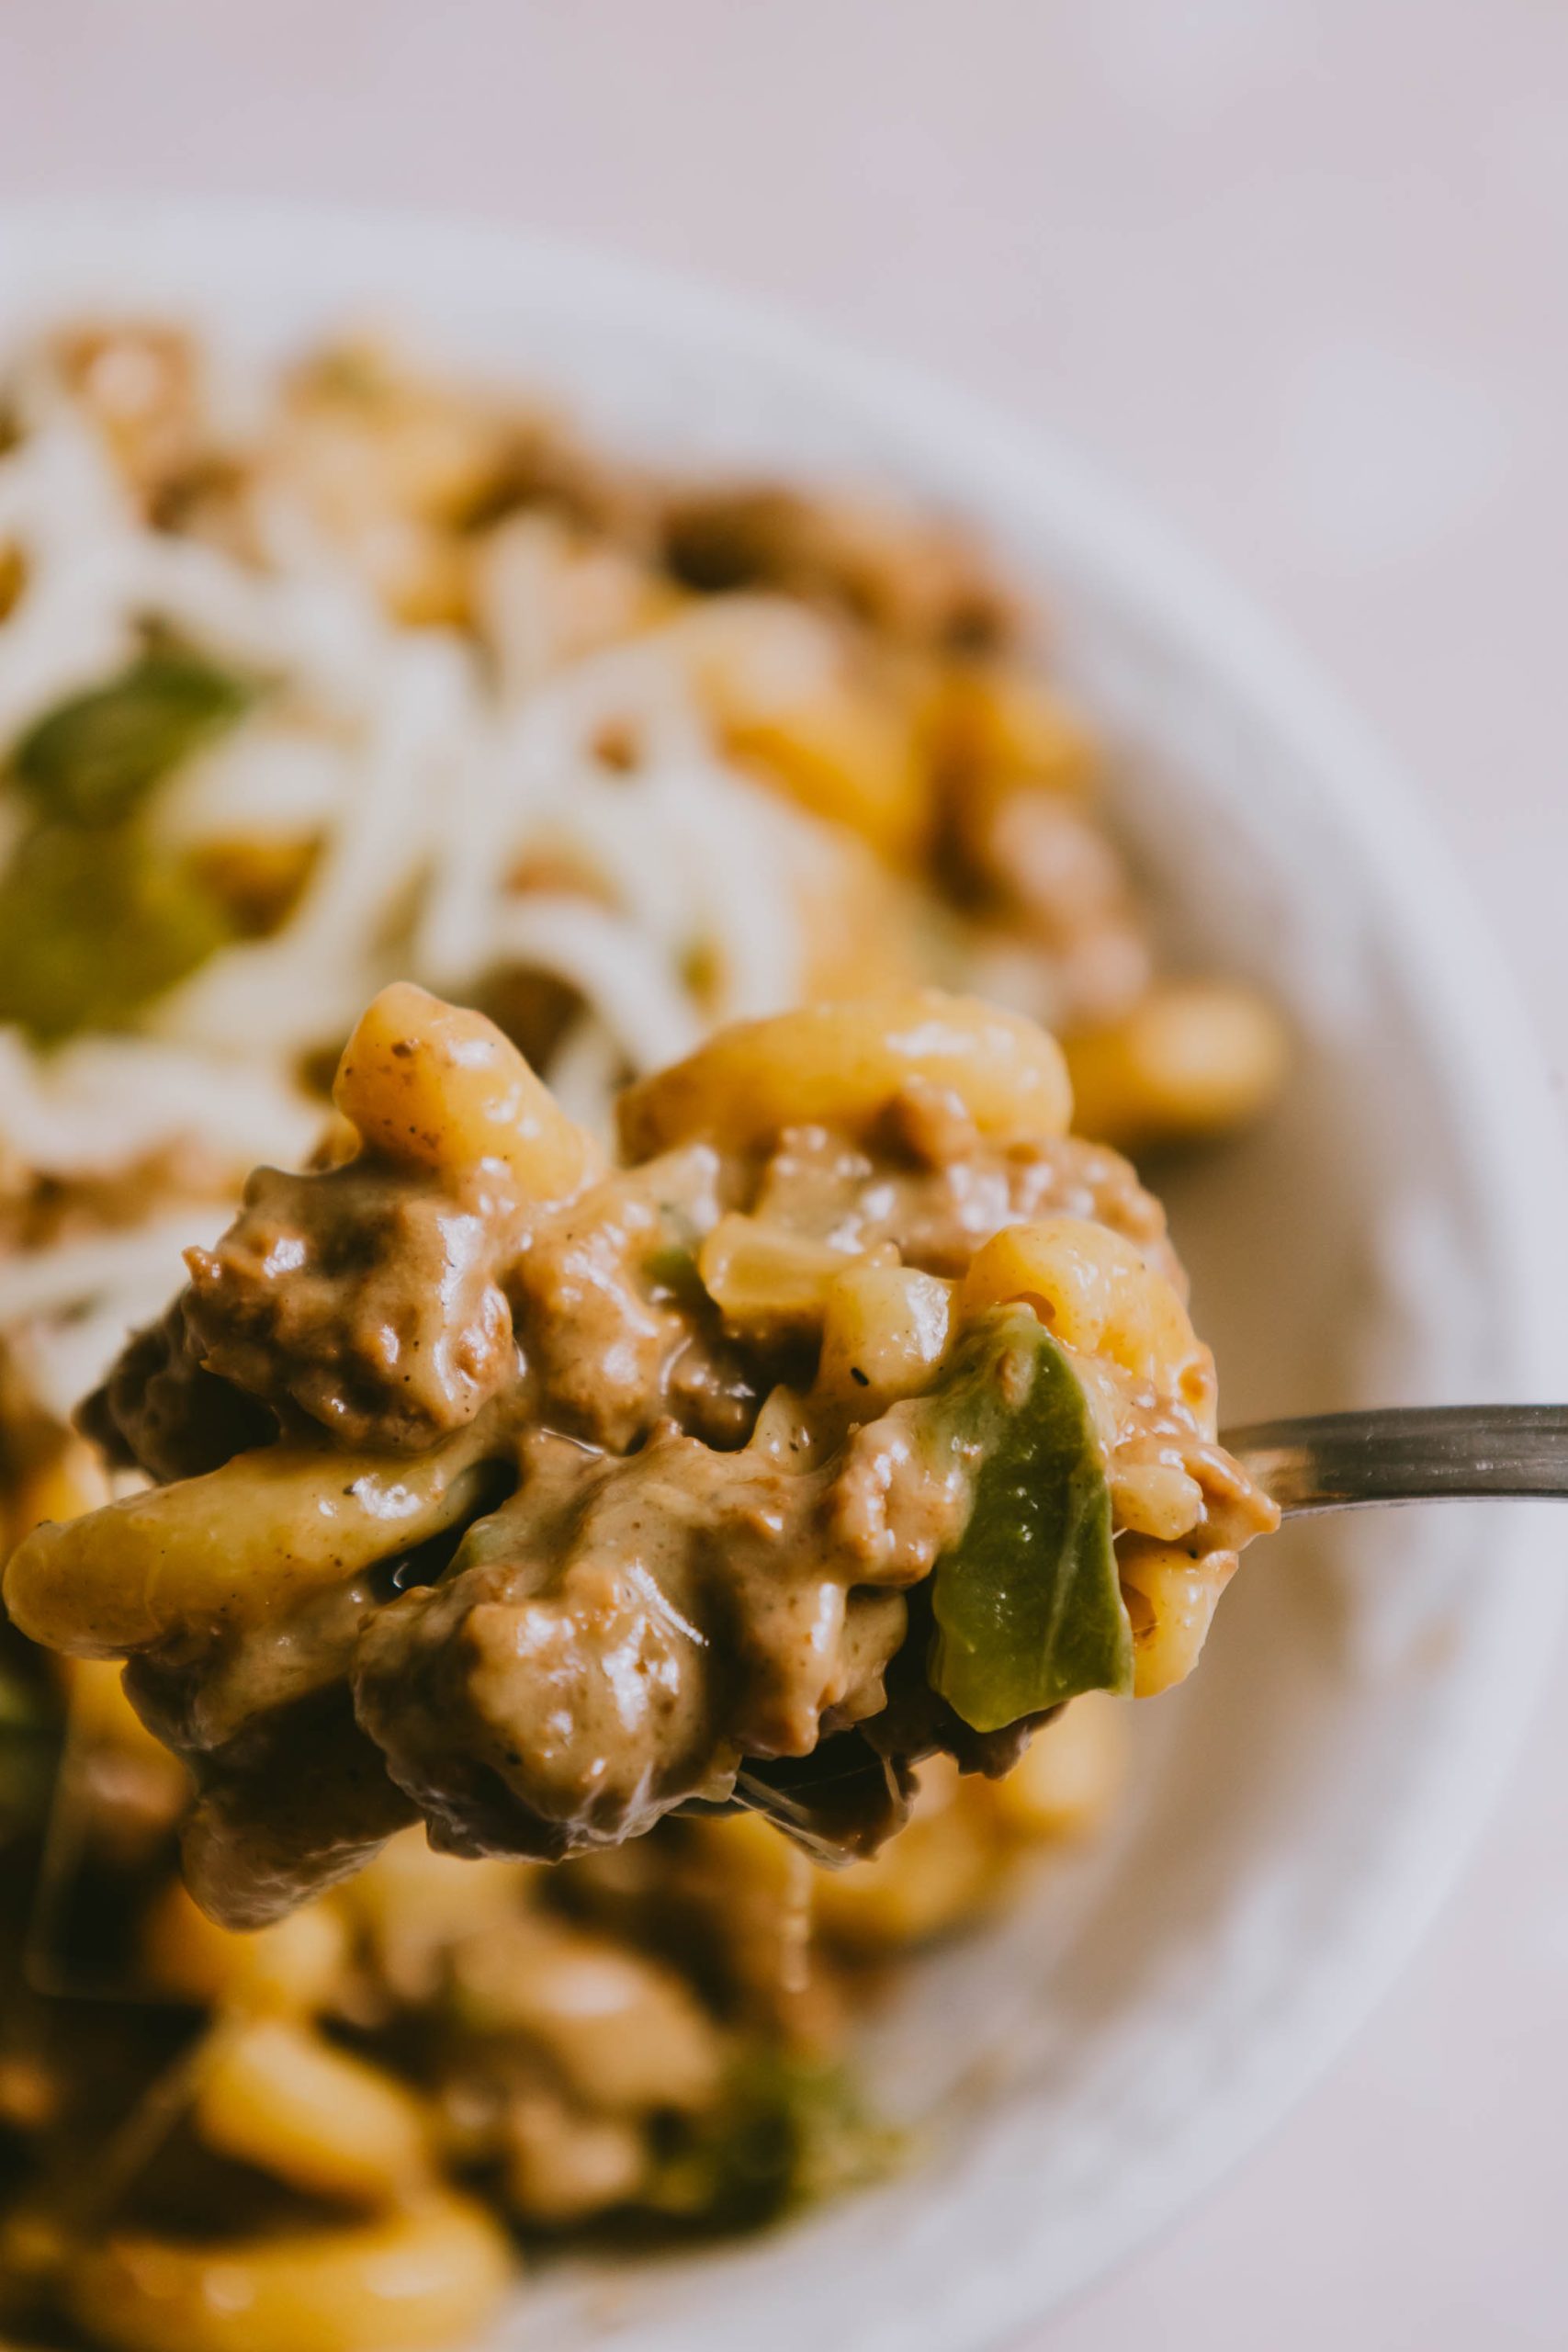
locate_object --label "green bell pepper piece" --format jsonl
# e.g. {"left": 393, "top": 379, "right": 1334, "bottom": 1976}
{"left": 927, "top": 1306, "right": 1133, "bottom": 1732}
{"left": 0, "top": 819, "right": 234, "bottom": 1043}
{"left": 0, "top": 650, "right": 254, "bottom": 1042}
{"left": 647, "top": 2049, "right": 900, "bottom": 2229}
{"left": 11, "top": 650, "right": 252, "bottom": 827}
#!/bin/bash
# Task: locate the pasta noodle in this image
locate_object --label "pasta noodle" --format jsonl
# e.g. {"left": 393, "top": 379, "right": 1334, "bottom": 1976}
{"left": 6, "top": 1424, "right": 497, "bottom": 1657}
{"left": 617, "top": 990, "right": 1074, "bottom": 1159}
{"left": 959, "top": 1216, "right": 1212, "bottom": 1405}
{"left": 333, "top": 980, "right": 598, "bottom": 1197}
{"left": 70, "top": 2191, "right": 514, "bottom": 2352}
{"left": 191, "top": 2018, "right": 434, "bottom": 2205}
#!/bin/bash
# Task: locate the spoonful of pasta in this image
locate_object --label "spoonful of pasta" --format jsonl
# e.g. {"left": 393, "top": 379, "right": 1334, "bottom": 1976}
{"left": 3, "top": 980, "right": 1494, "bottom": 1928}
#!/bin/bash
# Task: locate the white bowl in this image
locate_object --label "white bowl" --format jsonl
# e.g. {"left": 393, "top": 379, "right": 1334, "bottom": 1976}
{"left": 3, "top": 201, "right": 1565, "bottom": 2352}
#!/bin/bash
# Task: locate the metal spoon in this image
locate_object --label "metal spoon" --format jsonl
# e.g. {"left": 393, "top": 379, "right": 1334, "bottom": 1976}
{"left": 1221, "top": 1402, "right": 1568, "bottom": 1515}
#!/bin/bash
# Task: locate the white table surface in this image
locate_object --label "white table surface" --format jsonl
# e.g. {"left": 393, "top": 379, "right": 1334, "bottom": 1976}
{"left": 4, "top": 3, "right": 1567, "bottom": 2343}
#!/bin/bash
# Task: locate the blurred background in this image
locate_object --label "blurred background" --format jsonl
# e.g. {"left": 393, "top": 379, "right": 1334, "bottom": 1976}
{"left": 3, "top": 2, "right": 1565, "bottom": 2343}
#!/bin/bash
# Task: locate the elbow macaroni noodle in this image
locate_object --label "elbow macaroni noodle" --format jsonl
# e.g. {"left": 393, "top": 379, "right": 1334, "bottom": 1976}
{"left": 334, "top": 981, "right": 600, "bottom": 1200}
{"left": 617, "top": 990, "right": 1074, "bottom": 1160}
{"left": 70, "top": 2190, "right": 516, "bottom": 2352}
{"left": 959, "top": 1216, "right": 1212, "bottom": 1406}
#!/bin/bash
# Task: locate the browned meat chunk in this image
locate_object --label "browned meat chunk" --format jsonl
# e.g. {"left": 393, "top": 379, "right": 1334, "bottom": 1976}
{"left": 354, "top": 1409, "right": 962, "bottom": 1863}
{"left": 181, "top": 1159, "right": 519, "bottom": 1453}
{"left": 77, "top": 1295, "right": 275, "bottom": 1482}
{"left": 661, "top": 485, "right": 1017, "bottom": 652}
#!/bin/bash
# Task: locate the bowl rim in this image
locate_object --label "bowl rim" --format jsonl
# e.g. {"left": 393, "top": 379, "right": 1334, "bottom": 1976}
{"left": 3, "top": 195, "right": 1566, "bottom": 2349}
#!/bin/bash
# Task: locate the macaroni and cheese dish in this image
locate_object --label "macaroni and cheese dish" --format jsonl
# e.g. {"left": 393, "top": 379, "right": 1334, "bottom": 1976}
{"left": 8, "top": 985, "right": 1275, "bottom": 1938}
{"left": 0, "top": 322, "right": 1287, "bottom": 2351}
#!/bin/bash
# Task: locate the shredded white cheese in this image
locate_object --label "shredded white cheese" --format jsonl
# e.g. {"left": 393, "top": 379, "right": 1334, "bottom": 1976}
{"left": 0, "top": 329, "right": 821, "bottom": 1415}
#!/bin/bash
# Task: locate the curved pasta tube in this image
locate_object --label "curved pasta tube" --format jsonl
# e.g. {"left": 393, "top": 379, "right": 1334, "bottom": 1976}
{"left": 815, "top": 1701, "right": 1127, "bottom": 1951}
{"left": 617, "top": 989, "right": 1073, "bottom": 1160}
{"left": 141, "top": 1878, "right": 350, "bottom": 2015}
{"left": 2, "top": 1425, "right": 494, "bottom": 1657}
{"left": 959, "top": 1216, "right": 1211, "bottom": 1404}
{"left": 1063, "top": 978, "right": 1288, "bottom": 1153}
{"left": 928, "top": 659, "right": 1099, "bottom": 799}
{"left": 984, "top": 1689, "right": 1126, "bottom": 1839}
{"left": 675, "top": 596, "right": 926, "bottom": 849}
{"left": 450, "top": 1916, "right": 721, "bottom": 2114}
{"left": 719, "top": 671, "right": 927, "bottom": 862}
{"left": 333, "top": 980, "right": 598, "bottom": 1200}
{"left": 1117, "top": 1536, "right": 1236, "bottom": 1697}
{"left": 811, "top": 1758, "right": 1003, "bottom": 1951}
{"left": 1110, "top": 1457, "right": 1206, "bottom": 1542}
{"left": 194, "top": 2018, "right": 434, "bottom": 2205}
{"left": 69, "top": 2189, "right": 514, "bottom": 2352}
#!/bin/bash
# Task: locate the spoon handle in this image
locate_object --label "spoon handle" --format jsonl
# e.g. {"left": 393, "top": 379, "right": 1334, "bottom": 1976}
{"left": 1221, "top": 1404, "right": 1568, "bottom": 1516}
